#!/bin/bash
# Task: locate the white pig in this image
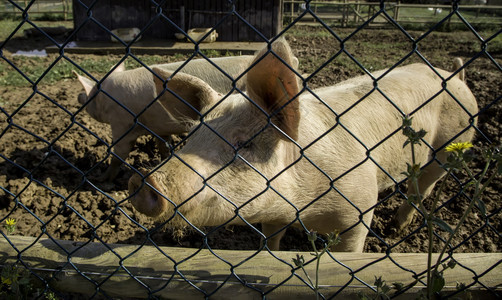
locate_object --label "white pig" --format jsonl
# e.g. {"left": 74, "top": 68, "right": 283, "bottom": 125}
{"left": 128, "top": 39, "right": 478, "bottom": 252}
{"left": 75, "top": 55, "right": 255, "bottom": 181}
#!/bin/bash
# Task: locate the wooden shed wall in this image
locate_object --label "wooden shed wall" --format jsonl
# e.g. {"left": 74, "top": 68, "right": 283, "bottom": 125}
{"left": 72, "top": 0, "right": 282, "bottom": 42}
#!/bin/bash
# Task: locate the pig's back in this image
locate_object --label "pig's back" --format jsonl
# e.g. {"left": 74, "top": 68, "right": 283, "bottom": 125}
{"left": 153, "top": 56, "right": 254, "bottom": 94}
{"left": 298, "top": 63, "right": 476, "bottom": 189}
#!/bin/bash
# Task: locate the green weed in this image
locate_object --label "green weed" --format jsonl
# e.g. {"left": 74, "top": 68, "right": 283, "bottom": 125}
{"left": 292, "top": 231, "right": 340, "bottom": 299}
{"left": 0, "top": 263, "right": 59, "bottom": 300}
{"left": 1, "top": 264, "right": 33, "bottom": 300}
{"left": 399, "top": 116, "right": 500, "bottom": 299}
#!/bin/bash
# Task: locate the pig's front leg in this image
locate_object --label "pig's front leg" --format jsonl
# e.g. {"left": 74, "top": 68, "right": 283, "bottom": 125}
{"left": 261, "top": 223, "right": 287, "bottom": 251}
{"left": 98, "top": 127, "right": 139, "bottom": 181}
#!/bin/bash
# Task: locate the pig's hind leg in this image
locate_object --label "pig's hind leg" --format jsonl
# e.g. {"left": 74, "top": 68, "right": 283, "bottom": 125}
{"left": 394, "top": 150, "right": 449, "bottom": 231}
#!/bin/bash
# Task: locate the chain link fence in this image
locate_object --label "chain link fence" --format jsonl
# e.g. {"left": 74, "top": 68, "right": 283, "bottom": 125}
{"left": 1, "top": 0, "right": 501, "bottom": 299}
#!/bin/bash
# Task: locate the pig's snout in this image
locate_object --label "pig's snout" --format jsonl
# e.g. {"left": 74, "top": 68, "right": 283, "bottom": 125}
{"left": 128, "top": 171, "right": 168, "bottom": 218}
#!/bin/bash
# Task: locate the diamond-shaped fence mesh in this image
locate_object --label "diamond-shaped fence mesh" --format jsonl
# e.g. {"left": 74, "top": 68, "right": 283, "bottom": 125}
{"left": 0, "top": 0, "right": 501, "bottom": 299}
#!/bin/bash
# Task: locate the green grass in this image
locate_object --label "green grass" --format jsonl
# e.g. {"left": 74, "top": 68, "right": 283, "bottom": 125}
{"left": 487, "top": 33, "right": 502, "bottom": 53}
{"left": 0, "top": 18, "right": 27, "bottom": 41}
{"left": 284, "top": 27, "right": 334, "bottom": 39}
{"left": 0, "top": 54, "right": 131, "bottom": 86}
{"left": 0, "top": 56, "right": 71, "bottom": 86}
{"left": 0, "top": 54, "right": 205, "bottom": 87}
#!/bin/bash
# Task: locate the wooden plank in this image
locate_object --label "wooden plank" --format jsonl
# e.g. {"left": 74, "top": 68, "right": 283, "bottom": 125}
{"left": 238, "top": 0, "right": 250, "bottom": 42}
{"left": 272, "top": 0, "right": 282, "bottom": 39}
{"left": 255, "top": 0, "right": 263, "bottom": 42}
{"left": 208, "top": 0, "right": 216, "bottom": 33}
{"left": 192, "top": 0, "right": 201, "bottom": 29}
{"left": 165, "top": 0, "right": 185, "bottom": 39}
{"left": 213, "top": 0, "right": 223, "bottom": 40}
{"left": 45, "top": 40, "right": 265, "bottom": 55}
{"left": 222, "top": 1, "right": 235, "bottom": 42}
{"left": 253, "top": 0, "right": 260, "bottom": 41}
{"left": 231, "top": 1, "right": 239, "bottom": 42}
{"left": 1, "top": 235, "right": 501, "bottom": 299}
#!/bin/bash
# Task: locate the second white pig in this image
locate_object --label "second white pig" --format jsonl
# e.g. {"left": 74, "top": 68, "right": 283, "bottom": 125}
{"left": 75, "top": 55, "right": 254, "bottom": 181}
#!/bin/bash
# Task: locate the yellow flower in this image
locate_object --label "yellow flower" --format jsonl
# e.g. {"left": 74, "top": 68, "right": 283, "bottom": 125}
{"left": 445, "top": 142, "right": 473, "bottom": 153}
{"left": 5, "top": 218, "right": 16, "bottom": 226}
{"left": 1, "top": 276, "right": 12, "bottom": 285}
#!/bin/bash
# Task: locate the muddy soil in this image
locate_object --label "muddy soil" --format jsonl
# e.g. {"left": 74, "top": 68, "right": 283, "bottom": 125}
{"left": 0, "top": 26, "right": 500, "bottom": 254}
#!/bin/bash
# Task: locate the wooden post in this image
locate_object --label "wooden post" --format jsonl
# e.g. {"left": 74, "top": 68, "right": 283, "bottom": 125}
{"left": 354, "top": 1, "right": 359, "bottom": 23}
{"left": 394, "top": 1, "right": 400, "bottom": 22}
{"left": 342, "top": 0, "right": 347, "bottom": 27}
{"left": 1, "top": 235, "right": 500, "bottom": 299}
{"left": 63, "top": 0, "right": 68, "bottom": 21}
{"left": 290, "top": 0, "right": 294, "bottom": 23}
{"left": 448, "top": 6, "right": 452, "bottom": 28}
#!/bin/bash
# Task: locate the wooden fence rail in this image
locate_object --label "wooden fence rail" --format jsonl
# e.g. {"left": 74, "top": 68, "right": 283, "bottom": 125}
{"left": 1, "top": 0, "right": 71, "bottom": 20}
{"left": 283, "top": 1, "right": 502, "bottom": 27}
{"left": 1, "top": 235, "right": 501, "bottom": 299}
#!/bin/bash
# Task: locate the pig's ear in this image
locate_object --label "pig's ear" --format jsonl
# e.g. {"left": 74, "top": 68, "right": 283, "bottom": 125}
{"left": 246, "top": 39, "right": 300, "bottom": 140}
{"left": 291, "top": 56, "right": 299, "bottom": 70}
{"left": 113, "top": 61, "right": 126, "bottom": 72}
{"left": 73, "top": 71, "right": 96, "bottom": 96}
{"left": 152, "top": 67, "right": 218, "bottom": 119}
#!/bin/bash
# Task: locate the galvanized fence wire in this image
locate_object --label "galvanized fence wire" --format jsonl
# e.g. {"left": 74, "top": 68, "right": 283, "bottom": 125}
{"left": 0, "top": 0, "right": 501, "bottom": 298}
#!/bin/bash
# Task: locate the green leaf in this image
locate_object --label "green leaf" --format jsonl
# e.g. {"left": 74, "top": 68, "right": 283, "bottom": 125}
{"left": 392, "top": 282, "right": 404, "bottom": 291}
{"left": 326, "top": 231, "right": 341, "bottom": 247}
{"left": 431, "top": 270, "right": 445, "bottom": 293}
{"left": 456, "top": 282, "right": 467, "bottom": 291}
{"left": 462, "top": 150, "right": 475, "bottom": 163}
{"left": 403, "top": 139, "right": 410, "bottom": 148}
{"left": 407, "top": 194, "right": 420, "bottom": 205}
{"left": 432, "top": 217, "right": 454, "bottom": 234}
{"left": 292, "top": 254, "right": 305, "bottom": 267}
{"left": 374, "top": 276, "right": 384, "bottom": 287}
{"left": 307, "top": 230, "right": 317, "bottom": 242}
{"left": 357, "top": 291, "right": 370, "bottom": 300}
{"left": 402, "top": 115, "right": 413, "bottom": 128}
{"left": 475, "top": 198, "right": 487, "bottom": 216}
{"left": 417, "top": 129, "right": 427, "bottom": 139}
{"left": 380, "top": 284, "right": 391, "bottom": 295}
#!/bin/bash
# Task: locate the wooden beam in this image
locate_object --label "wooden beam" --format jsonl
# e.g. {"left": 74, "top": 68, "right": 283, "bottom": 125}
{"left": 1, "top": 235, "right": 501, "bottom": 299}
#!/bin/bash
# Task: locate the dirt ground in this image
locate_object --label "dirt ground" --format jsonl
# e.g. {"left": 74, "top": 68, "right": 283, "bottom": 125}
{"left": 0, "top": 25, "right": 500, "bottom": 254}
